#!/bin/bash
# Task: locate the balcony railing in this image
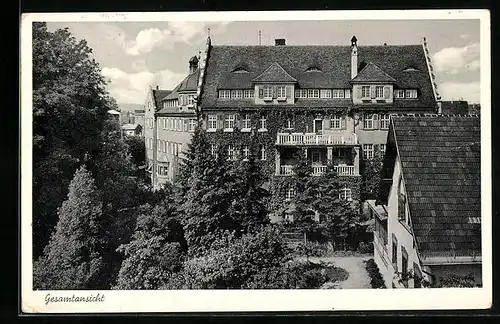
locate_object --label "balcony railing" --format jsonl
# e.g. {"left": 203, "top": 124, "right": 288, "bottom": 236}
{"left": 277, "top": 164, "right": 357, "bottom": 176}
{"left": 276, "top": 133, "right": 358, "bottom": 146}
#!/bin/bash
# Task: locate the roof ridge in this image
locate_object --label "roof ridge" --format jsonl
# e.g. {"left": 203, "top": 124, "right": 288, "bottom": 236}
{"left": 391, "top": 113, "right": 479, "bottom": 118}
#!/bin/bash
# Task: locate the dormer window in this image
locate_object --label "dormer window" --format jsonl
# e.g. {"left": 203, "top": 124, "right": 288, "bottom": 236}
{"left": 306, "top": 66, "right": 322, "bottom": 72}
{"left": 308, "top": 89, "right": 319, "bottom": 98}
{"left": 405, "top": 89, "right": 418, "bottom": 99}
{"left": 277, "top": 86, "right": 287, "bottom": 100}
{"left": 403, "top": 66, "right": 419, "bottom": 72}
{"left": 361, "top": 86, "right": 370, "bottom": 98}
{"left": 232, "top": 67, "right": 249, "bottom": 73}
{"left": 394, "top": 89, "right": 405, "bottom": 98}
{"left": 219, "top": 90, "right": 231, "bottom": 99}
{"left": 231, "top": 90, "right": 243, "bottom": 99}
{"left": 263, "top": 86, "right": 273, "bottom": 101}
{"left": 375, "top": 86, "right": 384, "bottom": 98}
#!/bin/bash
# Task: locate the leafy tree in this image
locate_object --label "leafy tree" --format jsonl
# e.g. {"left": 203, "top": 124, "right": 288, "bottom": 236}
{"left": 124, "top": 135, "right": 146, "bottom": 171}
{"left": 32, "top": 22, "right": 116, "bottom": 258}
{"left": 360, "top": 156, "right": 384, "bottom": 201}
{"left": 114, "top": 203, "right": 187, "bottom": 290}
{"left": 33, "top": 166, "right": 104, "bottom": 290}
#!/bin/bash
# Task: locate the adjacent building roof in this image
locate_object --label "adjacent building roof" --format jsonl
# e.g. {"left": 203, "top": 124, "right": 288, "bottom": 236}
{"left": 441, "top": 100, "right": 469, "bottom": 115}
{"left": 379, "top": 115, "right": 481, "bottom": 259}
{"left": 152, "top": 89, "right": 172, "bottom": 109}
{"left": 201, "top": 44, "right": 436, "bottom": 110}
{"left": 350, "top": 62, "right": 397, "bottom": 83}
{"left": 121, "top": 123, "right": 141, "bottom": 130}
{"left": 163, "top": 68, "right": 200, "bottom": 101}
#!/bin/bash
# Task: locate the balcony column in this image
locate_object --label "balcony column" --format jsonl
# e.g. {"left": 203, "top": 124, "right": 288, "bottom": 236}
{"left": 354, "top": 146, "right": 360, "bottom": 175}
{"left": 327, "top": 147, "right": 333, "bottom": 165}
{"left": 275, "top": 148, "right": 281, "bottom": 175}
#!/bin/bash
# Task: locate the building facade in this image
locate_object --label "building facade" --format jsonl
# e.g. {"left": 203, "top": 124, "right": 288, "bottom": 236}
{"left": 373, "top": 115, "right": 481, "bottom": 288}
{"left": 194, "top": 35, "right": 440, "bottom": 202}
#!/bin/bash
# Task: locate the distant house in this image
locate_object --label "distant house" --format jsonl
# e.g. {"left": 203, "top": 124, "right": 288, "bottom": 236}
{"left": 440, "top": 100, "right": 469, "bottom": 115}
{"left": 107, "top": 109, "right": 121, "bottom": 123}
{"left": 372, "top": 115, "right": 481, "bottom": 288}
{"left": 121, "top": 123, "right": 142, "bottom": 137}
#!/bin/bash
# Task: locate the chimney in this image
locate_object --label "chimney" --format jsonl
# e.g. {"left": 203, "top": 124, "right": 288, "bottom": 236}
{"left": 156, "top": 85, "right": 159, "bottom": 90}
{"left": 189, "top": 55, "right": 199, "bottom": 74}
{"left": 351, "top": 36, "right": 358, "bottom": 79}
{"left": 275, "top": 38, "right": 286, "bottom": 46}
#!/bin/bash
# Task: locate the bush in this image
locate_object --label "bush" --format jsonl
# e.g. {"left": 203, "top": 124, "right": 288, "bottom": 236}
{"left": 364, "top": 258, "right": 386, "bottom": 288}
{"left": 357, "top": 242, "right": 374, "bottom": 254}
{"left": 295, "top": 241, "right": 328, "bottom": 258}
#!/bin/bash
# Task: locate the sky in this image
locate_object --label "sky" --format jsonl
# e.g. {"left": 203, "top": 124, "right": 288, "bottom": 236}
{"left": 47, "top": 19, "right": 481, "bottom": 105}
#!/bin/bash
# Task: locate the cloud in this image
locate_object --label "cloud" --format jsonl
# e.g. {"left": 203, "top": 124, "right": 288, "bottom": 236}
{"left": 101, "top": 67, "right": 185, "bottom": 104}
{"left": 439, "top": 81, "right": 480, "bottom": 103}
{"left": 432, "top": 43, "right": 480, "bottom": 74}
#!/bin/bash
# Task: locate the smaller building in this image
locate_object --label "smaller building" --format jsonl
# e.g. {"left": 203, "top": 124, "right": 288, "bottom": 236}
{"left": 440, "top": 100, "right": 469, "bottom": 115}
{"left": 373, "top": 114, "right": 481, "bottom": 288}
{"left": 121, "top": 123, "right": 142, "bottom": 137}
{"left": 107, "top": 109, "right": 121, "bottom": 123}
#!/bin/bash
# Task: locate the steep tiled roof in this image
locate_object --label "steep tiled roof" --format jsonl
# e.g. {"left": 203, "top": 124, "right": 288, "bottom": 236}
{"left": 252, "top": 62, "right": 297, "bottom": 83}
{"left": 383, "top": 115, "right": 481, "bottom": 259}
{"left": 201, "top": 44, "right": 436, "bottom": 110}
{"left": 163, "top": 68, "right": 200, "bottom": 101}
{"left": 350, "top": 62, "right": 396, "bottom": 83}
{"left": 152, "top": 89, "right": 172, "bottom": 109}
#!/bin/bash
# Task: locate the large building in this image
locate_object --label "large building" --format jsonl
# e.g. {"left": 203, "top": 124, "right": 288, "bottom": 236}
{"left": 145, "top": 35, "right": 442, "bottom": 203}
{"left": 371, "top": 115, "right": 481, "bottom": 288}
{"left": 194, "top": 35, "right": 440, "bottom": 202}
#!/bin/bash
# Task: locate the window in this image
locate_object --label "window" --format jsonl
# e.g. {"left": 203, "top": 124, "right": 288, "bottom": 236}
{"left": 286, "top": 118, "right": 294, "bottom": 129}
{"left": 231, "top": 90, "right": 243, "bottom": 99}
{"left": 380, "top": 113, "right": 390, "bottom": 129}
{"left": 224, "top": 114, "right": 235, "bottom": 130}
{"left": 320, "top": 89, "right": 332, "bottom": 98}
{"left": 186, "top": 94, "right": 195, "bottom": 106}
{"left": 208, "top": 115, "right": 217, "bottom": 130}
{"left": 174, "top": 119, "right": 178, "bottom": 131}
{"left": 331, "top": 114, "right": 341, "bottom": 129}
{"left": 398, "top": 176, "right": 407, "bottom": 222}
{"left": 259, "top": 115, "right": 267, "bottom": 130}
{"left": 177, "top": 118, "right": 182, "bottom": 131}
{"left": 263, "top": 86, "right": 273, "bottom": 98}
{"left": 401, "top": 247, "right": 409, "bottom": 287}
{"left": 241, "top": 114, "right": 251, "bottom": 129}
{"left": 260, "top": 145, "right": 267, "bottom": 160}
{"left": 295, "top": 89, "right": 308, "bottom": 98}
{"left": 394, "top": 89, "right": 405, "bottom": 98}
{"left": 363, "top": 144, "right": 374, "bottom": 160}
{"left": 361, "top": 86, "right": 371, "bottom": 98}
{"left": 157, "top": 164, "right": 169, "bottom": 176}
{"left": 157, "top": 140, "right": 161, "bottom": 152}
{"left": 332, "top": 89, "right": 345, "bottom": 98}
{"left": 339, "top": 186, "right": 352, "bottom": 201}
{"left": 227, "top": 145, "right": 235, "bottom": 161}
{"left": 468, "top": 217, "right": 481, "bottom": 224}
{"left": 375, "top": 86, "right": 384, "bottom": 98}
{"left": 380, "top": 144, "right": 386, "bottom": 157}
{"left": 218, "top": 90, "right": 231, "bottom": 99}
{"left": 189, "top": 119, "right": 197, "bottom": 132}
{"left": 405, "top": 89, "right": 418, "bottom": 98}
{"left": 392, "top": 235, "right": 398, "bottom": 272}
{"left": 211, "top": 144, "right": 217, "bottom": 157}
{"left": 285, "top": 185, "right": 296, "bottom": 201}
{"left": 363, "top": 113, "right": 374, "bottom": 129}
{"left": 312, "top": 151, "right": 320, "bottom": 164}
{"left": 277, "top": 86, "right": 286, "bottom": 98}
{"left": 308, "top": 89, "right": 319, "bottom": 98}
{"left": 243, "top": 89, "right": 254, "bottom": 98}
{"left": 242, "top": 145, "right": 250, "bottom": 160}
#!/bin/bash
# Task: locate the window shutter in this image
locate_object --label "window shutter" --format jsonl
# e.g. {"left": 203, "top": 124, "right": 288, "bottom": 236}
{"left": 383, "top": 86, "right": 391, "bottom": 99}
{"left": 355, "top": 86, "right": 362, "bottom": 99}
{"left": 358, "top": 114, "right": 364, "bottom": 130}
{"left": 258, "top": 87, "right": 264, "bottom": 99}
{"left": 323, "top": 118, "right": 331, "bottom": 130}
{"left": 341, "top": 115, "right": 347, "bottom": 129}
{"left": 345, "top": 89, "right": 351, "bottom": 98}
{"left": 370, "top": 86, "right": 376, "bottom": 99}
{"left": 217, "top": 114, "right": 223, "bottom": 129}
{"left": 374, "top": 144, "right": 380, "bottom": 158}
{"left": 373, "top": 114, "right": 379, "bottom": 129}
{"left": 272, "top": 86, "right": 277, "bottom": 99}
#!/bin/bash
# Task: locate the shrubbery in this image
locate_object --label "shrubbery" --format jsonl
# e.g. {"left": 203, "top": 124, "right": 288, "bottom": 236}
{"left": 364, "top": 258, "right": 386, "bottom": 288}
{"left": 357, "top": 241, "right": 374, "bottom": 254}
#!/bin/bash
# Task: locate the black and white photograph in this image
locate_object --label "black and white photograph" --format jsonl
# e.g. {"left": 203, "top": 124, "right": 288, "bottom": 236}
{"left": 20, "top": 10, "right": 491, "bottom": 312}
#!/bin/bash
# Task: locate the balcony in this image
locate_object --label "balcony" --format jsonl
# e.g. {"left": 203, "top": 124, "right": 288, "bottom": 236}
{"left": 276, "top": 133, "right": 358, "bottom": 146}
{"left": 277, "top": 164, "right": 357, "bottom": 176}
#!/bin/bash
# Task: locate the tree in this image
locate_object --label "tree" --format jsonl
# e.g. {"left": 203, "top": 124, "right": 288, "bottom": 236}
{"left": 360, "top": 156, "right": 384, "bottom": 201}
{"left": 32, "top": 22, "right": 115, "bottom": 258}
{"left": 230, "top": 142, "right": 270, "bottom": 233}
{"left": 124, "top": 135, "right": 146, "bottom": 171}
{"left": 180, "top": 137, "right": 241, "bottom": 256}
{"left": 114, "top": 203, "right": 187, "bottom": 290}
{"left": 33, "top": 166, "right": 104, "bottom": 290}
